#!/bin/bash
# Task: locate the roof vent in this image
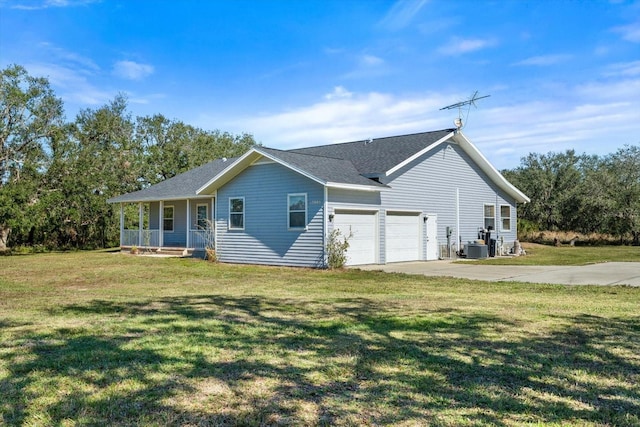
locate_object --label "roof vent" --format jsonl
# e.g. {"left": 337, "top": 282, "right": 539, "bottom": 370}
{"left": 222, "top": 157, "right": 227, "bottom": 162}
{"left": 365, "top": 138, "right": 373, "bottom": 145}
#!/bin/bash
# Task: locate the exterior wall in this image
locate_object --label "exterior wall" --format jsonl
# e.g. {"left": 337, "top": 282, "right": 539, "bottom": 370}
{"left": 160, "top": 200, "right": 187, "bottom": 247}
{"left": 188, "top": 198, "right": 215, "bottom": 230}
{"left": 216, "top": 162, "right": 325, "bottom": 267}
{"left": 379, "top": 142, "right": 518, "bottom": 256}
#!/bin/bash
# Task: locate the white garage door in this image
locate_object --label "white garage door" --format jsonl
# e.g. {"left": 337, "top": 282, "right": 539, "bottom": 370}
{"left": 386, "top": 212, "right": 421, "bottom": 263}
{"left": 333, "top": 210, "right": 377, "bottom": 265}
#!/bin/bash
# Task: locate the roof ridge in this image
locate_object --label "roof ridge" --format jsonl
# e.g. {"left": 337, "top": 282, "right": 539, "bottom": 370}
{"left": 289, "top": 128, "right": 456, "bottom": 151}
{"left": 262, "top": 146, "right": 348, "bottom": 161}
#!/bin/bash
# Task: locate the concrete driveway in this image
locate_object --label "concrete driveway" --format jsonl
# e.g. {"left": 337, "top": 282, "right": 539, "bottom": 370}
{"left": 357, "top": 260, "right": 640, "bottom": 286}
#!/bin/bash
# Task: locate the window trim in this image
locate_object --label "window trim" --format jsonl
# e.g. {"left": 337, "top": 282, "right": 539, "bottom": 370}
{"left": 229, "top": 197, "right": 245, "bottom": 230}
{"left": 287, "top": 193, "right": 307, "bottom": 230}
{"left": 483, "top": 203, "right": 495, "bottom": 231}
{"left": 500, "top": 204, "right": 512, "bottom": 232}
{"left": 196, "top": 203, "right": 209, "bottom": 230}
{"left": 163, "top": 205, "right": 174, "bottom": 233}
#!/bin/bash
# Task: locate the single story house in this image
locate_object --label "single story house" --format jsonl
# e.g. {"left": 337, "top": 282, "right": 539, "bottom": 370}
{"left": 108, "top": 129, "right": 529, "bottom": 267}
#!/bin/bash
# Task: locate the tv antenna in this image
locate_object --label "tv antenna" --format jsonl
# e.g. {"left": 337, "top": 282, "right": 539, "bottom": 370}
{"left": 440, "top": 90, "right": 490, "bottom": 130}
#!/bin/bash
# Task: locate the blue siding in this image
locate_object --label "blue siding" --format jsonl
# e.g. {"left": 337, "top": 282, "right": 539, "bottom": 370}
{"left": 162, "top": 200, "right": 187, "bottom": 247}
{"left": 216, "top": 162, "right": 325, "bottom": 267}
{"left": 380, "top": 142, "right": 518, "bottom": 253}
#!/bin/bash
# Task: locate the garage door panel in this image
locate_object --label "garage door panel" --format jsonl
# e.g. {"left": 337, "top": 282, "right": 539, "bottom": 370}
{"left": 333, "top": 211, "right": 376, "bottom": 266}
{"left": 386, "top": 213, "right": 420, "bottom": 263}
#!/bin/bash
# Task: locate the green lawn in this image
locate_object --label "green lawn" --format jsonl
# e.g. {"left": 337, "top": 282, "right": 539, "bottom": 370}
{"left": 464, "top": 242, "right": 640, "bottom": 265}
{"left": 1, "top": 251, "right": 639, "bottom": 426}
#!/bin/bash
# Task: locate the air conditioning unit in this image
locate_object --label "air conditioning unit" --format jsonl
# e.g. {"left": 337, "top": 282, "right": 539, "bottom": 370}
{"left": 465, "top": 243, "right": 488, "bottom": 259}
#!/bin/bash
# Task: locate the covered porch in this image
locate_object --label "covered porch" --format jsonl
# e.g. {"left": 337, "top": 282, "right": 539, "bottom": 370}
{"left": 118, "top": 197, "right": 215, "bottom": 254}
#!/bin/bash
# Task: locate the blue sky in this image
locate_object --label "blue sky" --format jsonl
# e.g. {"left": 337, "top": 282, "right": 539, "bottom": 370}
{"left": 1, "top": 0, "right": 638, "bottom": 169}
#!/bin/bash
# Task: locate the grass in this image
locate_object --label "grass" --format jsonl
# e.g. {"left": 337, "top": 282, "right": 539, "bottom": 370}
{"left": 464, "top": 242, "right": 640, "bottom": 265}
{"left": 1, "top": 251, "right": 639, "bottom": 426}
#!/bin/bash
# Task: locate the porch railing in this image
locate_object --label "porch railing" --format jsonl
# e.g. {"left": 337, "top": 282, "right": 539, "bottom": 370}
{"left": 121, "top": 229, "right": 160, "bottom": 247}
{"left": 189, "top": 229, "right": 210, "bottom": 249}
{"left": 122, "top": 228, "right": 212, "bottom": 249}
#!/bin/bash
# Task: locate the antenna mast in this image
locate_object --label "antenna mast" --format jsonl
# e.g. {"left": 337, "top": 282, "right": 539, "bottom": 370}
{"left": 440, "top": 90, "right": 490, "bottom": 130}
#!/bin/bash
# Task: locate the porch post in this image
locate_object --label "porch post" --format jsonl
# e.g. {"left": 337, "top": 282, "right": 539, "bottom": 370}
{"left": 186, "top": 199, "right": 191, "bottom": 248}
{"left": 138, "top": 202, "right": 143, "bottom": 247}
{"left": 119, "top": 203, "right": 124, "bottom": 247}
{"left": 159, "top": 201, "right": 164, "bottom": 249}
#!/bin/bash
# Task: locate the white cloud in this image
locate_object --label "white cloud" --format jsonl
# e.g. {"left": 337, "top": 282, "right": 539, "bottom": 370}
{"left": 613, "top": 22, "right": 640, "bottom": 43}
{"left": 438, "top": 37, "right": 497, "bottom": 55}
{"left": 379, "top": 0, "right": 429, "bottom": 31}
{"left": 342, "top": 53, "right": 390, "bottom": 79}
{"left": 38, "top": 42, "right": 100, "bottom": 72}
{"left": 23, "top": 62, "right": 112, "bottom": 106}
{"left": 205, "top": 71, "right": 640, "bottom": 170}
{"left": 361, "top": 54, "right": 384, "bottom": 66}
{"left": 512, "top": 54, "right": 573, "bottom": 66}
{"left": 112, "top": 60, "right": 154, "bottom": 80}
{"left": 324, "top": 86, "right": 353, "bottom": 100}
{"left": 604, "top": 61, "right": 640, "bottom": 77}
{"left": 11, "top": 0, "right": 98, "bottom": 10}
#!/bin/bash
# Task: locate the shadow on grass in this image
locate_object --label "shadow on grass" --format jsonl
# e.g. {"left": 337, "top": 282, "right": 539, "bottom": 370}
{"left": 2, "top": 296, "right": 639, "bottom": 425}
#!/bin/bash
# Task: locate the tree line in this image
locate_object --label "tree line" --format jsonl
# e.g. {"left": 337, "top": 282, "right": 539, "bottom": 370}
{"left": 1, "top": 65, "right": 256, "bottom": 251}
{"left": 503, "top": 147, "right": 639, "bottom": 245}
{"left": 1, "top": 64, "right": 638, "bottom": 251}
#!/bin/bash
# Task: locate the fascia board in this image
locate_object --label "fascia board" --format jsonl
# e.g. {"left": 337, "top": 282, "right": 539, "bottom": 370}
{"left": 196, "top": 150, "right": 260, "bottom": 195}
{"left": 453, "top": 131, "right": 531, "bottom": 203}
{"left": 107, "top": 195, "right": 214, "bottom": 204}
{"left": 385, "top": 132, "right": 455, "bottom": 176}
{"left": 326, "top": 182, "right": 386, "bottom": 192}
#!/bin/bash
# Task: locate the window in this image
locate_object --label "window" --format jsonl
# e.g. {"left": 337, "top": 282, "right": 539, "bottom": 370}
{"left": 196, "top": 204, "right": 208, "bottom": 229}
{"left": 483, "top": 204, "right": 495, "bottom": 230}
{"left": 163, "top": 206, "right": 174, "bottom": 232}
{"left": 229, "top": 197, "right": 244, "bottom": 230}
{"left": 288, "top": 193, "right": 307, "bottom": 229}
{"left": 500, "top": 205, "right": 511, "bottom": 231}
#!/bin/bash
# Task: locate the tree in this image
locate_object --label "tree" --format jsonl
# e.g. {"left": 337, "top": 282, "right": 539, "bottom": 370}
{"left": 136, "top": 114, "right": 257, "bottom": 186}
{"left": 0, "top": 65, "right": 64, "bottom": 250}
{"left": 604, "top": 145, "right": 640, "bottom": 244}
{"left": 40, "top": 95, "right": 141, "bottom": 248}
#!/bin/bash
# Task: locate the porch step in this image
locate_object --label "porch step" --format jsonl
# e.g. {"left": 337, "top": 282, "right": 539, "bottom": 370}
{"left": 155, "top": 248, "right": 192, "bottom": 257}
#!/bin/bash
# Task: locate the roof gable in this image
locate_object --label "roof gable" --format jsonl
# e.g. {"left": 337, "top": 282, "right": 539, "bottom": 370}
{"left": 288, "top": 129, "right": 456, "bottom": 176}
{"left": 196, "top": 147, "right": 387, "bottom": 195}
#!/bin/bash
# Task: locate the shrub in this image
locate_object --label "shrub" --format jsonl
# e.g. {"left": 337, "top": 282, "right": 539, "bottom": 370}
{"left": 326, "top": 229, "right": 351, "bottom": 269}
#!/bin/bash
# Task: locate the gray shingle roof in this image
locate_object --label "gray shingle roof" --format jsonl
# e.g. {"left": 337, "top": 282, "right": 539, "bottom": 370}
{"left": 108, "top": 129, "right": 456, "bottom": 203}
{"left": 107, "top": 157, "right": 237, "bottom": 203}
{"left": 258, "top": 147, "right": 387, "bottom": 188}
{"left": 288, "top": 129, "right": 455, "bottom": 175}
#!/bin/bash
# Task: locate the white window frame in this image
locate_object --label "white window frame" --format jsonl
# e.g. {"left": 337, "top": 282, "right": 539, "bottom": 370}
{"left": 483, "top": 204, "right": 495, "bottom": 230}
{"left": 229, "top": 197, "right": 245, "bottom": 230}
{"left": 163, "top": 205, "right": 174, "bottom": 232}
{"left": 196, "top": 203, "right": 208, "bottom": 230}
{"left": 288, "top": 193, "right": 307, "bottom": 230}
{"left": 500, "top": 205, "right": 512, "bottom": 232}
